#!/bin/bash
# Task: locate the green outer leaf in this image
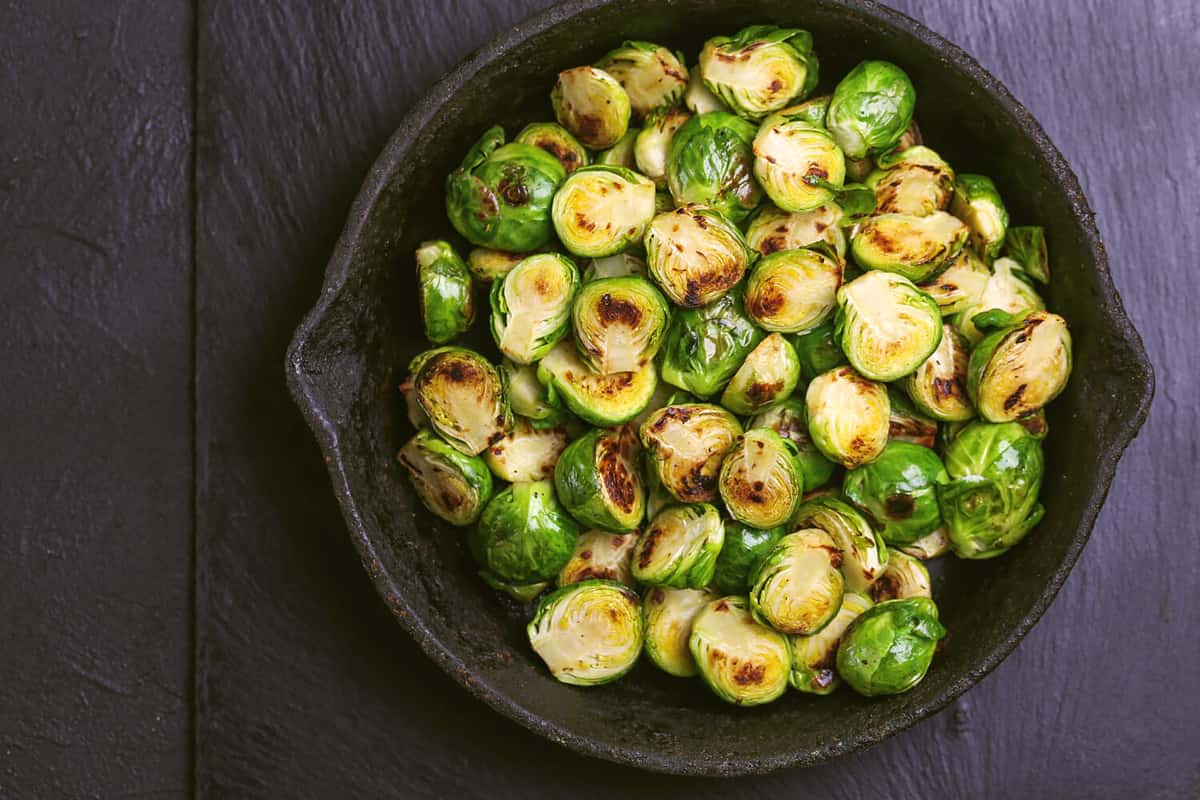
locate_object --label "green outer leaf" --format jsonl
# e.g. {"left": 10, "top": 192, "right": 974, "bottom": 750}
{"left": 666, "top": 112, "right": 763, "bottom": 223}
{"left": 659, "top": 285, "right": 765, "bottom": 398}
{"left": 554, "top": 427, "right": 645, "bottom": 532}
{"left": 790, "top": 318, "right": 847, "bottom": 379}
{"left": 709, "top": 520, "right": 787, "bottom": 594}
{"left": 950, "top": 173, "right": 1009, "bottom": 260}
{"left": 842, "top": 441, "right": 948, "bottom": 545}
{"left": 500, "top": 359, "right": 569, "bottom": 428}
{"left": 416, "top": 240, "right": 474, "bottom": 344}
{"left": 1004, "top": 225, "right": 1050, "bottom": 283}
{"left": 469, "top": 481, "right": 579, "bottom": 586}
{"left": 836, "top": 597, "right": 945, "bottom": 696}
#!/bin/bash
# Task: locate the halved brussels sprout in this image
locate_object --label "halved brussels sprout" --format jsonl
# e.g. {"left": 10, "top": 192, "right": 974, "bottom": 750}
{"left": 905, "top": 323, "right": 975, "bottom": 421}
{"left": 954, "top": 257, "right": 1045, "bottom": 344}
{"left": 666, "top": 112, "right": 763, "bottom": 223}
{"left": 710, "top": 520, "right": 787, "bottom": 595}
{"left": 585, "top": 251, "right": 648, "bottom": 282}
{"left": 408, "top": 347, "right": 510, "bottom": 455}
{"left": 951, "top": 174, "right": 1009, "bottom": 260}
{"left": 918, "top": 247, "right": 990, "bottom": 316}
{"left": 791, "top": 494, "right": 888, "bottom": 593}
{"left": 446, "top": 126, "right": 566, "bottom": 252}
{"left": 745, "top": 203, "right": 845, "bottom": 259}
{"left": 642, "top": 587, "right": 711, "bottom": 677}
{"left": 870, "top": 548, "right": 932, "bottom": 603}
{"left": 719, "top": 428, "right": 806, "bottom": 528}
{"left": 836, "top": 596, "right": 944, "bottom": 696}
{"left": 805, "top": 366, "right": 890, "bottom": 468}
{"left": 515, "top": 121, "right": 589, "bottom": 174}
{"left": 635, "top": 105, "right": 691, "bottom": 188}
{"left": 500, "top": 359, "right": 569, "bottom": 429}
{"left": 659, "top": 284, "right": 765, "bottom": 397}
{"left": 898, "top": 526, "right": 951, "bottom": 560}
{"left": 484, "top": 418, "right": 569, "bottom": 483}
{"left": 551, "top": 165, "right": 657, "bottom": 258}
{"left": 790, "top": 318, "right": 847, "bottom": 379}
{"left": 851, "top": 211, "right": 968, "bottom": 283}
{"left": 470, "top": 480, "right": 579, "bottom": 599}
{"left": 790, "top": 591, "right": 873, "bottom": 694}
{"left": 887, "top": 388, "right": 939, "bottom": 449}
{"left": 866, "top": 146, "right": 955, "bottom": 217}
{"left": 750, "top": 398, "right": 837, "bottom": 490}
{"left": 595, "top": 41, "right": 688, "bottom": 121}
{"left": 825, "top": 61, "right": 916, "bottom": 159}
{"left": 753, "top": 119, "right": 846, "bottom": 212}
{"left": 551, "top": 66, "right": 631, "bottom": 150}
{"left": 631, "top": 503, "right": 724, "bottom": 588}
{"left": 719, "top": 333, "right": 801, "bottom": 416}
{"left": 527, "top": 579, "right": 643, "bottom": 685}
{"left": 835, "top": 270, "right": 943, "bottom": 381}
{"left": 749, "top": 529, "right": 845, "bottom": 635}
{"left": 683, "top": 65, "right": 727, "bottom": 115}
{"left": 490, "top": 253, "right": 579, "bottom": 363}
{"left": 699, "top": 25, "right": 818, "bottom": 120}
{"left": 467, "top": 247, "right": 525, "bottom": 282}
{"left": 572, "top": 276, "right": 669, "bottom": 374}
{"left": 536, "top": 340, "right": 658, "bottom": 426}
{"left": 555, "top": 426, "right": 645, "bottom": 532}
{"left": 968, "top": 310, "right": 1071, "bottom": 422}
{"left": 416, "top": 240, "right": 474, "bottom": 344}
{"left": 843, "top": 440, "right": 948, "bottom": 546}
{"left": 938, "top": 421, "right": 1045, "bottom": 559}
{"left": 645, "top": 204, "right": 752, "bottom": 307}
{"left": 397, "top": 429, "right": 494, "bottom": 526}
{"left": 558, "top": 530, "right": 639, "bottom": 588}
{"left": 595, "top": 128, "right": 638, "bottom": 169}
{"left": 1004, "top": 226, "right": 1050, "bottom": 283}
{"left": 689, "top": 595, "right": 792, "bottom": 706}
{"left": 745, "top": 247, "right": 842, "bottom": 333}
{"left": 640, "top": 403, "right": 743, "bottom": 504}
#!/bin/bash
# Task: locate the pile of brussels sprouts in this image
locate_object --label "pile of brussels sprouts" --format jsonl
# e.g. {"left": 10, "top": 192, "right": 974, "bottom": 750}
{"left": 397, "top": 27, "right": 1072, "bottom": 705}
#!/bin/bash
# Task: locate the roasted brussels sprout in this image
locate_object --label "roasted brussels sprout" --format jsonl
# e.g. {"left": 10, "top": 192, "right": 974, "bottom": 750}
{"left": 843, "top": 440, "right": 948, "bottom": 545}
{"left": 551, "top": 66, "right": 632, "bottom": 150}
{"left": 397, "top": 429, "right": 494, "bottom": 526}
{"left": 1004, "top": 225, "right": 1050, "bottom": 283}
{"left": 551, "top": 165, "right": 657, "bottom": 258}
{"left": 791, "top": 494, "right": 889, "bottom": 593}
{"left": 905, "top": 323, "right": 975, "bottom": 421}
{"left": 805, "top": 366, "right": 890, "bottom": 468}
{"left": 595, "top": 127, "right": 639, "bottom": 169}
{"left": 749, "top": 529, "right": 845, "bottom": 635}
{"left": 870, "top": 547, "right": 932, "bottom": 603}
{"left": 398, "top": 377, "right": 430, "bottom": 430}
{"left": 887, "top": 388, "right": 939, "bottom": 449}
{"left": 719, "top": 333, "right": 801, "bottom": 415}
{"left": 416, "top": 240, "right": 474, "bottom": 344}
{"left": 918, "top": 247, "right": 990, "bottom": 316}
{"left": 938, "top": 420, "right": 1045, "bottom": 558}
{"left": 968, "top": 310, "right": 1071, "bottom": 422}
{"left": 642, "top": 587, "right": 711, "bottom": 677}
{"left": 753, "top": 118, "right": 846, "bottom": 212}
{"left": 527, "top": 579, "right": 643, "bottom": 685}
{"left": 689, "top": 595, "right": 792, "bottom": 705}
{"left": 555, "top": 425, "right": 645, "bottom": 532}
{"left": 484, "top": 418, "right": 569, "bottom": 483}
{"left": 490, "top": 253, "right": 580, "bottom": 363}
{"left": 745, "top": 203, "right": 845, "bottom": 259}
{"left": 666, "top": 112, "right": 763, "bottom": 223}
{"left": 446, "top": 126, "right": 566, "bottom": 252}
{"left": 595, "top": 41, "right": 689, "bottom": 121}
{"left": 719, "top": 428, "right": 806, "bottom": 528}
{"left": 500, "top": 358, "right": 569, "bottom": 429}
{"left": 558, "top": 529, "right": 639, "bottom": 588}
{"left": 954, "top": 257, "right": 1045, "bottom": 344}
{"left": 408, "top": 347, "right": 510, "bottom": 455}
{"left": 749, "top": 398, "right": 836, "bottom": 490}
{"left": 572, "top": 276, "right": 669, "bottom": 374}
{"left": 825, "top": 61, "right": 916, "bottom": 159}
{"left": 645, "top": 204, "right": 752, "bottom": 308}
{"left": 836, "top": 597, "right": 944, "bottom": 696}
{"left": 659, "top": 285, "right": 765, "bottom": 397}
{"left": 951, "top": 174, "right": 1009, "bottom": 260}
{"left": 745, "top": 246, "right": 842, "bottom": 333}
{"left": 866, "top": 146, "right": 955, "bottom": 216}
{"left": 631, "top": 503, "right": 725, "bottom": 588}
{"left": 536, "top": 340, "right": 658, "bottom": 426}
{"left": 898, "top": 526, "right": 951, "bottom": 560}
{"left": 790, "top": 318, "right": 847, "bottom": 379}
{"left": 835, "top": 271, "right": 943, "bottom": 381}
{"left": 762, "top": 94, "right": 830, "bottom": 130}
{"left": 790, "top": 591, "right": 873, "bottom": 694}
{"left": 640, "top": 403, "right": 743, "bottom": 504}
{"left": 850, "top": 211, "right": 968, "bottom": 283}
{"left": 515, "top": 121, "right": 589, "bottom": 174}
{"left": 698, "top": 25, "right": 818, "bottom": 120}
{"left": 710, "top": 520, "right": 787, "bottom": 594}
{"left": 635, "top": 105, "right": 691, "bottom": 188}
{"left": 683, "top": 65, "right": 727, "bottom": 115}
{"left": 467, "top": 247, "right": 525, "bottom": 282}
{"left": 470, "top": 480, "right": 579, "bottom": 599}
{"left": 584, "top": 251, "right": 648, "bottom": 281}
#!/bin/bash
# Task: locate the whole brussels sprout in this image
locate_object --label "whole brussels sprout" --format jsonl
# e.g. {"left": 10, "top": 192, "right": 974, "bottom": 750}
{"left": 851, "top": 211, "right": 968, "bottom": 283}
{"left": 484, "top": 417, "right": 569, "bottom": 483}
{"left": 631, "top": 503, "right": 725, "bottom": 588}
{"left": 790, "top": 317, "right": 847, "bottom": 379}
{"left": 558, "top": 529, "right": 639, "bottom": 588}
{"left": 899, "top": 526, "right": 951, "bottom": 560}
{"left": 709, "top": 520, "right": 787, "bottom": 595}
{"left": 791, "top": 494, "right": 889, "bottom": 593}
{"left": 690, "top": 595, "right": 792, "bottom": 705}
{"left": 584, "top": 251, "right": 648, "bottom": 282}
{"left": 490, "top": 253, "right": 579, "bottom": 364}
{"left": 866, "top": 146, "right": 955, "bottom": 217}
{"left": 825, "top": 61, "right": 916, "bottom": 159}
{"left": 905, "top": 323, "right": 975, "bottom": 422}
{"left": 500, "top": 358, "right": 569, "bottom": 429}
{"left": 753, "top": 118, "right": 846, "bottom": 212}
{"left": 537, "top": 340, "right": 658, "bottom": 426}
{"left": 968, "top": 310, "right": 1072, "bottom": 423}
{"left": 790, "top": 591, "right": 873, "bottom": 694}
{"left": 954, "top": 257, "right": 1044, "bottom": 344}
{"left": 1004, "top": 225, "right": 1050, "bottom": 284}
{"left": 551, "top": 66, "right": 632, "bottom": 150}
{"left": 416, "top": 240, "right": 474, "bottom": 344}
{"left": 594, "top": 41, "right": 688, "bottom": 119}
{"left": 666, "top": 112, "right": 763, "bottom": 223}
{"left": 642, "top": 587, "right": 711, "bottom": 677}
{"left": 745, "top": 203, "right": 845, "bottom": 259}
{"left": 918, "top": 247, "right": 990, "bottom": 316}
{"left": 467, "top": 247, "right": 526, "bottom": 282}
{"left": 835, "top": 270, "right": 943, "bottom": 381}
{"left": 408, "top": 347, "right": 510, "bottom": 455}
{"left": 572, "top": 276, "right": 669, "bottom": 374}
{"left": 396, "top": 429, "right": 494, "bottom": 526}
{"left": 527, "top": 579, "right": 643, "bottom": 685}
{"left": 515, "top": 121, "right": 589, "bottom": 174}
{"left": 870, "top": 547, "right": 932, "bottom": 603}
{"left": 749, "top": 398, "right": 837, "bottom": 490}
{"left": 719, "top": 428, "right": 806, "bottom": 529}
{"left": 640, "top": 403, "right": 743, "bottom": 504}
{"left": 745, "top": 246, "right": 843, "bottom": 333}
{"left": 470, "top": 480, "right": 579, "bottom": 599}
{"left": 951, "top": 174, "right": 1009, "bottom": 260}
{"left": 645, "top": 204, "right": 752, "bottom": 308}
{"left": 659, "top": 284, "right": 765, "bottom": 398}
{"left": 749, "top": 529, "right": 845, "bottom": 635}
{"left": 805, "top": 366, "right": 890, "bottom": 468}
{"left": 698, "top": 25, "right": 818, "bottom": 121}
{"left": 761, "top": 94, "right": 830, "bottom": 130}
{"left": 551, "top": 165, "right": 657, "bottom": 258}
{"left": 445, "top": 126, "right": 566, "bottom": 252}
{"left": 843, "top": 440, "right": 948, "bottom": 545}
{"left": 595, "top": 127, "right": 639, "bottom": 169}
{"left": 836, "top": 596, "right": 945, "bottom": 696}
{"left": 887, "top": 387, "right": 939, "bottom": 449}
{"left": 683, "top": 65, "right": 728, "bottom": 115}
{"left": 938, "top": 420, "right": 1045, "bottom": 559}
{"left": 719, "top": 333, "right": 802, "bottom": 416}
{"left": 555, "top": 425, "right": 645, "bottom": 532}
{"left": 635, "top": 105, "right": 692, "bottom": 188}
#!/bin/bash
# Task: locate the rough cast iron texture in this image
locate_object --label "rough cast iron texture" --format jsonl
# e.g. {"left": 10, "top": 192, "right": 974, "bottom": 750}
{"left": 285, "top": 0, "right": 1152, "bottom": 775}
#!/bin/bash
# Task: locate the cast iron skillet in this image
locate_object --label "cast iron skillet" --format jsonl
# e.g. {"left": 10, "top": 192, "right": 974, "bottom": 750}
{"left": 285, "top": 0, "right": 1153, "bottom": 776}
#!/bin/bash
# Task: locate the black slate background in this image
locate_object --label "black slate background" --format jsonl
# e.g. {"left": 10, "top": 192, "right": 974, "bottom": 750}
{"left": 2, "top": 0, "right": 1198, "bottom": 797}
